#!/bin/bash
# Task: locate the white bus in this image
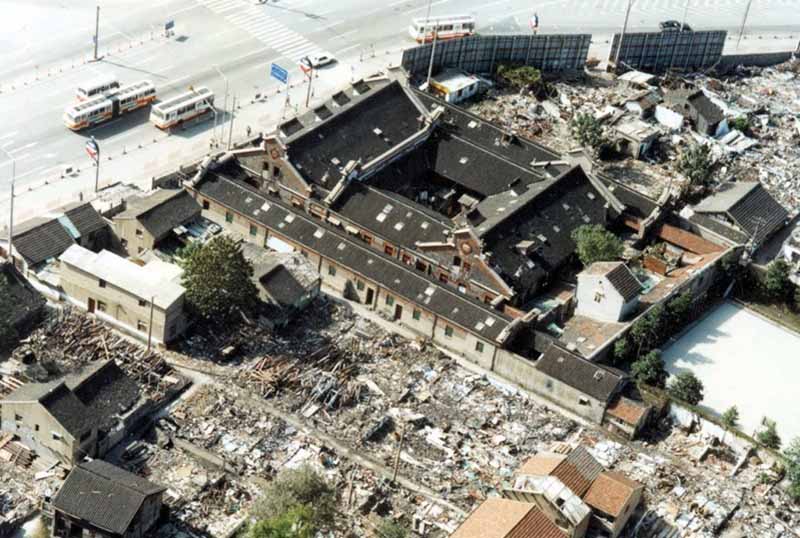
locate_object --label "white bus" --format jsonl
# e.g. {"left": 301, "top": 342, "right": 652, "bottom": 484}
{"left": 76, "top": 75, "right": 120, "bottom": 101}
{"left": 149, "top": 87, "right": 215, "bottom": 129}
{"left": 63, "top": 80, "right": 156, "bottom": 130}
{"left": 409, "top": 14, "right": 476, "bottom": 43}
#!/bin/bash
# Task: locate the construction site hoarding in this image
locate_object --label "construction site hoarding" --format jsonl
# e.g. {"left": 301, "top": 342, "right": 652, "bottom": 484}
{"left": 609, "top": 30, "right": 727, "bottom": 73}
{"left": 401, "top": 33, "right": 591, "bottom": 77}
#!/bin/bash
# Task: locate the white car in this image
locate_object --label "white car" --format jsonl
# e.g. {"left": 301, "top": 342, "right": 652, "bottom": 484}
{"left": 301, "top": 53, "right": 336, "bottom": 69}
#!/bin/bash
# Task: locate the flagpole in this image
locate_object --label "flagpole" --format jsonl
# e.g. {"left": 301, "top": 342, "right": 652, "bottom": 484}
{"left": 92, "top": 137, "right": 101, "bottom": 192}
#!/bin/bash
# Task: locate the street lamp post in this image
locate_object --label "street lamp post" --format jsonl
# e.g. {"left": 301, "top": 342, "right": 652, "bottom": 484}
{"left": 213, "top": 65, "right": 229, "bottom": 148}
{"left": 0, "top": 148, "right": 14, "bottom": 262}
{"left": 93, "top": 5, "right": 101, "bottom": 61}
{"left": 614, "top": 0, "right": 635, "bottom": 67}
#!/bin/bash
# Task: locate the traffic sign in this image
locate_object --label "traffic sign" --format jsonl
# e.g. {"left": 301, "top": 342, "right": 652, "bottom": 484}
{"left": 85, "top": 137, "right": 100, "bottom": 161}
{"left": 270, "top": 63, "right": 288, "bottom": 84}
{"left": 165, "top": 19, "right": 175, "bottom": 31}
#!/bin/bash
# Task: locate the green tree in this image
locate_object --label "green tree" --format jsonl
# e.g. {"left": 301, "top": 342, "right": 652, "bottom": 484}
{"left": 677, "top": 144, "right": 712, "bottom": 186}
{"left": 667, "top": 371, "right": 704, "bottom": 405}
{"left": 180, "top": 236, "right": 258, "bottom": 323}
{"left": 612, "top": 338, "right": 630, "bottom": 365}
{"left": 629, "top": 304, "right": 666, "bottom": 357}
{"left": 570, "top": 113, "right": 606, "bottom": 154}
{"left": 377, "top": 520, "right": 408, "bottom": 538}
{"left": 764, "top": 259, "right": 792, "bottom": 304}
{"left": 571, "top": 225, "right": 624, "bottom": 267}
{"left": 631, "top": 349, "right": 667, "bottom": 388}
{"left": 666, "top": 291, "right": 693, "bottom": 330}
{"left": 720, "top": 405, "right": 739, "bottom": 443}
{"left": 252, "top": 466, "right": 336, "bottom": 529}
{"left": 757, "top": 418, "right": 782, "bottom": 450}
{"left": 784, "top": 438, "right": 800, "bottom": 501}
{"left": 249, "top": 505, "right": 316, "bottom": 538}
{"left": 730, "top": 116, "right": 749, "bottom": 133}
{"left": 496, "top": 65, "right": 543, "bottom": 90}
{"left": 0, "top": 272, "right": 18, "bottom": 351}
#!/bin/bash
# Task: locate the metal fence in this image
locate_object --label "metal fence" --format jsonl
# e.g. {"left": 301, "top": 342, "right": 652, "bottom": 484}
{"left": 401, "top": 33, "right": 591, "bottom": 77}
{"left": 609, "top": 30, "right": 727, "bottom": 72}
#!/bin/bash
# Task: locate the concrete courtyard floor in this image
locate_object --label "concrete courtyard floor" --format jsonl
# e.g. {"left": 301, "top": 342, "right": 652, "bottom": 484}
{"left": 663, "top": 301, "right": 800, "bottom": 445}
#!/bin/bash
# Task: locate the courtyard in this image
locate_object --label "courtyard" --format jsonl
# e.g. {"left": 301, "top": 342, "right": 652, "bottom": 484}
{"left": 663, "top": 301, "right": 800, "bottom": 445}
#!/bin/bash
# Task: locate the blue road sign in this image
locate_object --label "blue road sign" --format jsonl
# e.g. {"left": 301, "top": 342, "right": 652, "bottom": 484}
{"left": 270, "top": 63, "right": 288, "bottom": 84}
{"left": 165, "top": 19, "right": 175, "bottom": 30}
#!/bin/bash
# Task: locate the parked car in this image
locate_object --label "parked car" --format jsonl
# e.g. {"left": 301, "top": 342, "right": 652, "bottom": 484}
{"left": 660, "top": 20, "right": 692, "bottom": 32}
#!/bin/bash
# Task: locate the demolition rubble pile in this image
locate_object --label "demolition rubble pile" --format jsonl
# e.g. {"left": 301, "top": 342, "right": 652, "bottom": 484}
{"left": 138, "top": 385, "right": 442, "bottom": 537}
{"left": 9, "top": 308, "right": 187, "bottom": 400}
{"left": 697, "top": 62, "right": 800, "bottom": 211}
{"left": 573, "top": 426, "right": 800, "bottom": 538}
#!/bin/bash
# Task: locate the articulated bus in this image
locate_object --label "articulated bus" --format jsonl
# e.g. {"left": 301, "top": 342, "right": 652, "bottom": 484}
{"left": 76, "top": 75, "right": 120, "bottom": 101}
{"left": 63, "top": 80, "right": 156, "bottom": 130}
{"left": 409, "top": 14, "right": 476, "bottom": 43}
{"left": 149, "top": 87, "right": 214, "bottom": 129}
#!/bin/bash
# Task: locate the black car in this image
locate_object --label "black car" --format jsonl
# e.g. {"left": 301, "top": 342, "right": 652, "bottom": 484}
{"left": 660, "top": 20, "right": 692, "bottom": 31}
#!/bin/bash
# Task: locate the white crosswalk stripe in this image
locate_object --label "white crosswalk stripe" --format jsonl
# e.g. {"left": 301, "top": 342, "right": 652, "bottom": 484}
{"left": 194, "top": 0, "right": 325, "bottom": 61}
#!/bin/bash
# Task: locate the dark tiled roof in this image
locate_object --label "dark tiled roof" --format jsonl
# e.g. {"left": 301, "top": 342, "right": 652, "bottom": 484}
{"left": 331, "top": 182, "right": 452, "bottom": 249}
{"left": 427, "top": 132, "right": 541, "bottom": 197}
{"left": 536, "top": 343, "right": 624, "bottom": 403}
{"left": 688, "top": 92, "right": 724, "bottom": 124}
{"left": 687, "top": 212, "right": 750, "bottom": 245}
{"left": 12, "top": 218, "right": 75, "bottom": 266}
{"left": 67, "top": 361, "right": 142, "bottom": 433}
{"left": 53, "top": 459, "right": 164, "bottom": 535}
{"left": 1, "top": 262, "right": 45, "bottom": 328}
{"left": 479, "top": 167, "right": 612, "bottom": 300}
{"left": 413, "top": 90, "right": 568, "bottom": 176}
{"left": 195, "top": 173, "right": 511, "bottom": 342}
{"left": 695, "top": 182, "right": 787, "bottom": 245}
{"left": 260, "top": 265, "right": 306, "bottom": 308}
{"left": 604, "top": 263, "right": 643, "bottom": 302}
{"left": 63, "top": 202, "right": 108, "bottom": 238}
{"left": 117, "top": 190, "right": 201, "bottom": 242}
{"left": 287, "top": 82, "right": 423, "bottom": 184}
{"left": 551, "top": 445, "right": 604, "bottom": 497}
{"left": 39, "top": 383, "right": 94, "bottom": 438}
{"left": 599, "top": 175, "right": 658, "bottom": 219}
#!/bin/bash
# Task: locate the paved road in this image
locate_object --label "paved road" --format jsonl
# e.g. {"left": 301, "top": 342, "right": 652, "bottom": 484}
{"left": 0, "top": 0, "right": 797, "bottom": 224}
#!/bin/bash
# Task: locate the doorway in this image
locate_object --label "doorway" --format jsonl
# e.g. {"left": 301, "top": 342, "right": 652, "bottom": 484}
{"left": 88, "top": 298, "right": 96, "bottom": 313}
{"left": 394, "top": 304, "right": 403, "bottom": 320}
{"left": 366, "top": 288, "right": 374, "bottom": 306}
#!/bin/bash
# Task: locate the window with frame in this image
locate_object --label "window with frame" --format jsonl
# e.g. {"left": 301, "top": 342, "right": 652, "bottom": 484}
{"left": 328, "top": 265, "right": 337, "bottom": 276}
{"left": 135, "top": 229, "right": 143, "bottom": 237}
{"left": 249, "top": 224, "right": 258, "bottom": 236}
{"left": 138, "top": 299, "right": 147, "bottom": 307}
{"left": 384, "top": 244, "right": 394, "bottom": 256}
{"left": 594, "top": 292, "right": 604, "bottom": 303}
{"left": 52, "top": 432, "right": 62, "bottom": 441}
{"left": 445, "top": 326, "right": 453, "bottom": 338}
{"left": 475, "top": 341, "right": 484, "bottom": 353}
{"left": 137, "top": 320, "right": 148, "bottom": 332}
{"left": 97, "top": 301, "right": 107, "bottom": 312}
{"left": 202, "top": 199, "right": 210, "bottom": 210}
{"left": 356, "top": 280, "right": 365, "bottom": 291}
{"left": 98, "top": 279, "right": 106, "bottom": 288}
{"left": 226, "top": 211, "right": 234, "bottom": 223}
{"left": 412, "top": 309, "right": 421, "bottom": 321}
{"left": 385, "top": 295, "right": 394, "bottom": 306}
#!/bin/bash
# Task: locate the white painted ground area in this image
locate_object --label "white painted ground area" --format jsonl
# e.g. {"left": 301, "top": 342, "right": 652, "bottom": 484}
{"left": 663, "top": 301, "right": 800, "bottom": 445}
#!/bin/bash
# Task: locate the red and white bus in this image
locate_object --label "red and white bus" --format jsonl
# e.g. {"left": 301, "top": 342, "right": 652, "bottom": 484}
{"left": 149, "top": 87, "right": 214, "bottom": 129}
{"left": 63, "top": 80, "right": 156, "bottom": 130}
{"left": 409, "top": 14, "right": 476, "bottom": 43}
{"left": 76, "top": 75, "right": 120, "bottom": 101}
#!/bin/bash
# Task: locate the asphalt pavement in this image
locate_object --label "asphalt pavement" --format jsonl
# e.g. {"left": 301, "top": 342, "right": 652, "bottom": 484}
{"left": 0, "top": 0, "right": 798, "bottom": 225}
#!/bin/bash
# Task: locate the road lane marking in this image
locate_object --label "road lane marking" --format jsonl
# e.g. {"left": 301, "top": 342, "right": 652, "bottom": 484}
{"left": 404, "top": 0, "right": 449, "bottom": 14}
{"left": 335, "top": 43, "right": 362, "bottom": 55}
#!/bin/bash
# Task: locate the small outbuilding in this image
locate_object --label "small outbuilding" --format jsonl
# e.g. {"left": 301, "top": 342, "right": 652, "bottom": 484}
{"left": 576, "top": 262, "right": 642, "bottom": 322}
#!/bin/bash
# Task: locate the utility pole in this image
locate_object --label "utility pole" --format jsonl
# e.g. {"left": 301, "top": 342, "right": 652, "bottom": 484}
{"left": 94, "top": 144, "right": 101, "bottom": 192}
{"left": 147, "top": 296, "right": 155, "bottom": 352}
{"left": 391, "top": 422, "right": 407, "bottom": 484}
{"left": 93, "top": 5, "right": 101, "bottom": 61}
{"left": 281, "top": 75, "right": 291, "bottom": 120}
{"left": 614, "top": 0, "right": 635, "bottom": 67}
{"left": 213, "top": 66, "right": 229, "bottom": 147}
{"left": 736, "top": 0, "right": 753, "bottom": 50}
{"left": 426, "top": 24, "right": 439, "bottom": 88}
{"left": 305, "top": 63, "right": 314, "bottom": 108}
{"left": 1, "top": 150, "right": 15, "bottom": 262}
{"left": 227, "top": 95, "right": 236, "bottom": 150}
